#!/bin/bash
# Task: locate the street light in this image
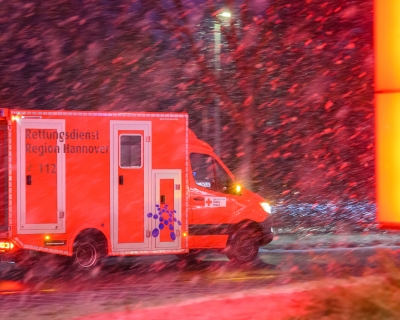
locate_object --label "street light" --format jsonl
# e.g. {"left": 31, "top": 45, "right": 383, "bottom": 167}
{"left": 214, "top": 10, "right": 231, "bottom": 156}
{"left": 219, "top": 11, "right": 232, "bottom": 18}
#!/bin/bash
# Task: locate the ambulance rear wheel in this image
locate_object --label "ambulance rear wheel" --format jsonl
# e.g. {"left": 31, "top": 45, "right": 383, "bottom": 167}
{"left": 226, "top": 229, "right": 259, "bottom": 263}
{"left": 73, "top": 238, "right": 106, "bottom": 269}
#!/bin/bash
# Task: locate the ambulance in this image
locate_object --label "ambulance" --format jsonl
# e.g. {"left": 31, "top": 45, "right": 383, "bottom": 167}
{"left": 0, "top": 108, "right": 273, "bottom": 269}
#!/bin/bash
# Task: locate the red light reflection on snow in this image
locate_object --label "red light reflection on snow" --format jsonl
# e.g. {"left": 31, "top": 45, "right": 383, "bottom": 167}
{"left": 0, "top": 280, "right": 25, "bottom": 294}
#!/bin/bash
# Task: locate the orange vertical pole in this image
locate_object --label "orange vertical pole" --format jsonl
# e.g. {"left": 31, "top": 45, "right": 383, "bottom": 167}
{"left": 375, "top": 1, "right": 400, "bottom": 227}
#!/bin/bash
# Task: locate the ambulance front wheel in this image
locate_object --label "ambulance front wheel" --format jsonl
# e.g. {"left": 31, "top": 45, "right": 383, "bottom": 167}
{"left": 226, "top": 228, "right": 259, "bottom": 263}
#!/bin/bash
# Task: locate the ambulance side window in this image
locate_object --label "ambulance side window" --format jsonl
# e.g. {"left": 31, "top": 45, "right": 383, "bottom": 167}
{"left": 190, "top": 153, "right": 233, "bottom": 193}
{"left": 120, "top": 135, "right": 142, "bottom": 168}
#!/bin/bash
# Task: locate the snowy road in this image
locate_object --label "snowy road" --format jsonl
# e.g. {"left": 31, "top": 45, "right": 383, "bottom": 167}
{"left": 0, "top": 246, "right": 398, "bottom": 319}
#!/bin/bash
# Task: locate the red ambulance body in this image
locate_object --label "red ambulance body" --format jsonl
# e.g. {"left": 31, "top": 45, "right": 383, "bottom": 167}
{"left": 0, "top": 109, "right": 273, "bottom": 268}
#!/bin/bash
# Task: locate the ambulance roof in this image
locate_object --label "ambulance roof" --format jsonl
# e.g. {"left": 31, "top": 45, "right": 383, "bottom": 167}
{"left": 188, "top": 129, "right": 213, "bottom": 151}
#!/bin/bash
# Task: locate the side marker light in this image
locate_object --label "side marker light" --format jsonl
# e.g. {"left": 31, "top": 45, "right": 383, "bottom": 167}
{"left": 236, "top": 185, "right": 242, "bottom": 193}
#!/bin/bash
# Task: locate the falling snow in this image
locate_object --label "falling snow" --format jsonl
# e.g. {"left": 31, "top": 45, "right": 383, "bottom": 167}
{"left": 0, "top": 0, "right": 385, "bottom": 318}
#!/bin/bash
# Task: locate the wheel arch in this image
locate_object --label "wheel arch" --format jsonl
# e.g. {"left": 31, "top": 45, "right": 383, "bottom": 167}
{"left": 68, "top": 227, "right": 108, "bottom": 256}
{"left": 228, "top": 219, "right": 263, "bottom": 244}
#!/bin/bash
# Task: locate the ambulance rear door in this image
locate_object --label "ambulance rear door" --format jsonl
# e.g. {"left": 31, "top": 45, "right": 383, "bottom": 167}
{"left": 17, "top": 118, "right": 66, "bottom": 234}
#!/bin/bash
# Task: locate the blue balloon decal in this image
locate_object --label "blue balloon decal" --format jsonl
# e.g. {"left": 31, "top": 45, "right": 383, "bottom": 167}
{"left": 146, "top": 203, "right": 182, "bottom": 241}
{"left": 152, "top": 228, "right": 159, "bottom": 238}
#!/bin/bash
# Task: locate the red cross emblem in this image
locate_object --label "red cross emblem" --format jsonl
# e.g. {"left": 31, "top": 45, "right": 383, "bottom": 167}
{"left": 206, "top": 198, "right": 213, "bottom": 206}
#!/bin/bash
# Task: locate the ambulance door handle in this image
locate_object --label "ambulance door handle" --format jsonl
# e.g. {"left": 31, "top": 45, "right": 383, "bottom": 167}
{"left": 194, "top": 197, "right": 204, "bottom": 201}
{"left": 119, "top": 175, "right": 124, "bottom": 185}
{"left": 26, "top": 175, "right": 32, "bottom": 185}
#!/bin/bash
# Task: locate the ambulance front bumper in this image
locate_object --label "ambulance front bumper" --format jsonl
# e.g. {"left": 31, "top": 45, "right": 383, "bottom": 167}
{"left": 259, "top": 215, "right": 274, "bottom": 246}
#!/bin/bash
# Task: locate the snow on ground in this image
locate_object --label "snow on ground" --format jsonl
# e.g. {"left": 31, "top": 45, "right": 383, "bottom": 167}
{"left": 74, "top": 276, "right": 385, "bottom": 320}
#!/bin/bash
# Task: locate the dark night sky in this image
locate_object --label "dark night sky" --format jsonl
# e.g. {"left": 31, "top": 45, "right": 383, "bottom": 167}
{"left": 0, "top": 0, "right": 374, "bottom": 206}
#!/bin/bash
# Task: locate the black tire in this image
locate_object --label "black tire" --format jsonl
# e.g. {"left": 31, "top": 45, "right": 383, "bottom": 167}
{"left": 73, "top": 237, "right": 105, "bottom": 269}
{"left": 226, "top": 228, "right": 259, "bottom": 263}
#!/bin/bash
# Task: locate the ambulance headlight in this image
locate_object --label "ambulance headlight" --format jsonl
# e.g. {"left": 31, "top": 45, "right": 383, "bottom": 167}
{"left": 260, "top": 202, "right": 271, "bottom": 214}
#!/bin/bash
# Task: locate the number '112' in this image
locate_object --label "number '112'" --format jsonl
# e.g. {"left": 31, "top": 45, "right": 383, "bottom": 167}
{"left": 39, "top": 164, "right": 56, "bottom": 173}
